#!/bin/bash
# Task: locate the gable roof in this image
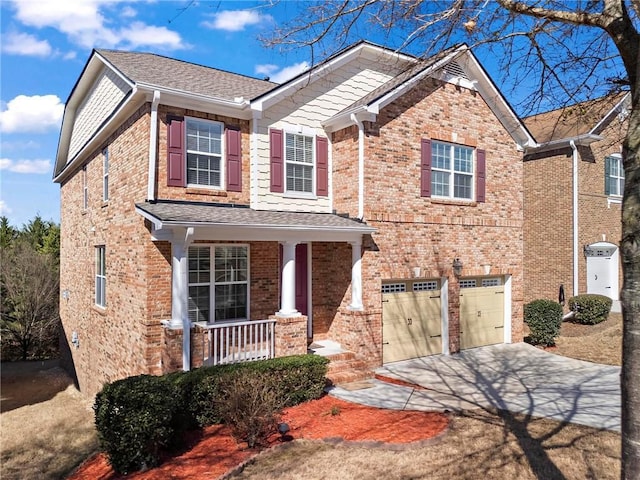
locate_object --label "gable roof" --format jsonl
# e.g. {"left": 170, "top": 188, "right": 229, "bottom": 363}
{"left": 96, "top": 49, "right": 275, "bottom": 102}
{"left": 524, "top": 92, "right": 630, "bottom": 144}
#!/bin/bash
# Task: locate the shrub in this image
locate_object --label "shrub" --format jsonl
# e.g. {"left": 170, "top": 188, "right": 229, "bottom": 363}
{"left": 215, "top": 369, "right": 284, "bottom": 448}
{"left": 94, "top": 375, "right": 180, "bottom": 474}
{"left": 524, "top": 299, "right": 563, "bottom": 346}
{"left": 568, "top": 294, "right": 612, "bottom": 325}
{"left": 173, "top": 354, "right": 329, "bottom": 428}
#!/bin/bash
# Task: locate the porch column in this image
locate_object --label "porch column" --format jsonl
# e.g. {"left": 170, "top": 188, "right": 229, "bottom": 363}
{"left": 278, "top": 241, "right": 299, "bottom": 316}
{"left": 349, "top": 240, "right": 363, "bottom": 310}
{"left": 170, "top": 228, "right": 193, "bottom": 371}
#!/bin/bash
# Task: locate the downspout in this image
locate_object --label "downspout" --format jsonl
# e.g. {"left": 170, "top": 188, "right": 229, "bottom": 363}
{"left": 147, "top": 90, "right": 161, "bottom": 201}
{"left": 570, "top": 140, "right": 579, "bottom": 297}
{"left": 250, "top": 111, "right": 261, "bottom": 209}
{"left": 350, "top": 114, "right": 365, "bottom": 220}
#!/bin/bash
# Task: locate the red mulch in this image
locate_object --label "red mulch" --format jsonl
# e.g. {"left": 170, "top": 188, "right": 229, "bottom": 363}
{"left": 67, "top": 395, "right": 449, "bottom": 480}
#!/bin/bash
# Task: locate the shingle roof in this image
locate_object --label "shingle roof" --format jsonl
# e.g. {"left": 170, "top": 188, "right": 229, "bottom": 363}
{"left": 523, "top": 92, "right": 628, "bottom": 143}
{"left": 136, "top": 201, "right": 374, "bottom": 232}
{"left": 97, "top": 49, "right": 275, "bottom": 101}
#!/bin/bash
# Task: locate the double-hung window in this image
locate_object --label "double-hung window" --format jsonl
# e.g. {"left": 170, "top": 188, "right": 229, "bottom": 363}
{"left": 285, "top": 132, "right": 314, "bottom": 193}
{"left": 188, "top": 245, "right": 249, "bottom": 323}
{"left": 605, "top": 155, "right": 624, "bottom": 197}
{"left": 186, "top": 118, "right": 223, "bottom": 188}
{"left": 102, "top": 148, "right": 109, "bottom": 201}
{"left": 95, "top": 246, "right": 106, "bottom": 307}
{"left": 431, "top": 141, "right": 474, "bottom": 200}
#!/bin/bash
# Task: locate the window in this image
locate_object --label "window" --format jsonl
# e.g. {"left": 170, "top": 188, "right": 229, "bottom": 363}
{"left": 481, "top": 278, "right": 502, "bottom": 287}
{"left": 605, "top": 155, "right": 624, "bottom": 196}
{"left": 82, "top": 165, "right": 88, "bottom": 209}
{"left": 459, "top": 279, "right": 477, "bottom": 289}
{"left": 188, "top": 245, "right": 248, "bottom": 323}
{"left": 95, "top": 246, "right": 106, "bottom": 307}
{"left": 431, "top": 141, "right": 474, "bottom": 200}
{"left": 285, "top": 132, "right": 313, "bottom": 193}
{"left": 102, "top": 148, "right": 109, "bottom": 201}
{"left": 413, "top": 281, "right": 439, "bottom": 291}
{"left": 381, "top": 283, "right": 406, "bottom": 293}
{"left": 186, "top": 118, "right": 223, "bottom": 188}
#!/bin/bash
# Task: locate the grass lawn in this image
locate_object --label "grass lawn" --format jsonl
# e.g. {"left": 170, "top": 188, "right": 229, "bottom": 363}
{"left": 0, "top": 313, "right": 622, "bottom": 479}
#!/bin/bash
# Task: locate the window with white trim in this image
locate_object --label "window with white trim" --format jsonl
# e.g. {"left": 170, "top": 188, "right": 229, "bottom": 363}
{"left": 82, "top": 165, "right": 88, "bottom": 209}
{"left": 95, "top": 246, "right": 106, "bottom": 307}
{"left": 102, "top": 148, "right": 109, "bottom": 201}
{"left": 188, "top": 245, "right": 248, "bottom": 323}
{"left": 605, "top": 155, "right": 624, "bottom": 197}
{"left": 432, "top": 141, "right": 474, "bottom": 200}
{"left": 285, "top": 132, "right": 314, "bottom": 193}
{"left": 186, "top": 118, "right": 223, "bottom": 188}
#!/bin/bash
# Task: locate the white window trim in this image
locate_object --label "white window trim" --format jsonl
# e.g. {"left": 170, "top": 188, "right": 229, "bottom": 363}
{"left": 185, "top": 116, "right": 225, "bottom": 190}
{"left": 95, "top": 246, "right": 106, "bottom": 308}
{"left": 282, "top": 126, "right": 317, "bottom": 197}
{"left": 102, "top": 148, "right": 109, "bottom": 202}
{"left": 188, "top": 243, "right": 250, "bottom": 324}
{"left": 431, "top": 141, "right": 475, "bottom": 201}
{"left": 606, "top": 153, "right": 624, "bottom": 198}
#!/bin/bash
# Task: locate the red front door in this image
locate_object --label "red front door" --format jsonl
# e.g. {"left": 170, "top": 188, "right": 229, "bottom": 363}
{"left": 295, "top": 244, "right": 308, "bottom": 316}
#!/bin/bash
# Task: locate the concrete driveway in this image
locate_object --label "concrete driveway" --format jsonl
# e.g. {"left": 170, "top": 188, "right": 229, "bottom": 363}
{"left": 329, "top": 343, "right": 621, "bottom": 431}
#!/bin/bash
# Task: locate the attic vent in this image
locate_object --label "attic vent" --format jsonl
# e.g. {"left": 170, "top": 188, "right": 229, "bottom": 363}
{"left": 442, "top": 61, "right": 469, "bottom": 80}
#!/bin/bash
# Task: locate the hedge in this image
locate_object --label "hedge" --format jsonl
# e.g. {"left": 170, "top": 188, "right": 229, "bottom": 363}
{"left": 568, "top": 294, "right": 612, "bottom": 325}
{"left": 524, "top": 299, "right": 563, "bottom": 346}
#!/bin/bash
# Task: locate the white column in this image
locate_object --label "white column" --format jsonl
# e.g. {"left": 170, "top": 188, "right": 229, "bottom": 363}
{"left": 170, "top": 227, "right": 193, "bottom": 371}
{"left": 349, "top": 240, "right": 363, "bottom": 310}
{"left": 278, "top": 241, "right": 299, "bottom": 316}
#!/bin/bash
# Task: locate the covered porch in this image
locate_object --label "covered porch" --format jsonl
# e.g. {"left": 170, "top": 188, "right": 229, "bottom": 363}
{"left": 136, "top": 200, "right": 375, "bottom": 370}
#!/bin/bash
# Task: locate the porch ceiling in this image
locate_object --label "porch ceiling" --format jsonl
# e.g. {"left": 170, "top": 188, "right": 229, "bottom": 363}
{"left": 135, "top": 200, "right": 375, "bottom": 242}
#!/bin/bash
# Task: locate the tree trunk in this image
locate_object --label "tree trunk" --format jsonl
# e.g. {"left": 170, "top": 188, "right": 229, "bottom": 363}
{"left": 621, "top": 90, "right": 640, "bottom": 479}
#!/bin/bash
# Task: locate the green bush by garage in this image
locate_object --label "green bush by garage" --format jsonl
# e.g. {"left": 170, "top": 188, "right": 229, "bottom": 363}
{"left": 524, "top": 299, "right": 563, "bottom": 346}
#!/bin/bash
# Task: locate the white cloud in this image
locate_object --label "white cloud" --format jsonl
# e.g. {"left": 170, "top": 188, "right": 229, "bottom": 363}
{"left": 10, "top": 0, "right": 186, "bottom": 50}
{"left": 0, "top": 158, "right": 51, "bottom": 174}
{"left": 202, "top": 10, "right": 273, "bottom": 32}
{"left": 0, "top": 95, "right": 64, "bottom": 134}
{"left": 1, "top": 32, "right": 52, "bottom": 57}
{"left": 269, "top": 62, "right": 310, "bottom": 84}
{"left": 0, "top": 200, "right": 12, "bottom": 216}
{"left": 255, "top": 64, "right": 278, "bottom": 76}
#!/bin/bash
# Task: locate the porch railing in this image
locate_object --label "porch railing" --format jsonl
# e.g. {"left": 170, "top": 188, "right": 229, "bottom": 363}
{"left": 196, "top": 319, "right": 276, "bottom": 366}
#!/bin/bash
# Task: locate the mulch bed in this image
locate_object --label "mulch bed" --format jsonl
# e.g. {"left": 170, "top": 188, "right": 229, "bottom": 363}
{"left": 67, "top": 395, "right": 449, "bottom": 480}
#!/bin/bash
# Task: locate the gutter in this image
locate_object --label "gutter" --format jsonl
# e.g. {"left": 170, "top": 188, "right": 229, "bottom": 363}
{"left": 147, "top": 91, "right": 161, "bottom": 201}
{"left": 350, "top": 113, "right": 365, "bottom": 220}
{"left": 570, "top": 140, "right": 579, "bottom": 297}
{"left": 524, "top": 133, "right": 601, "bottom": 155}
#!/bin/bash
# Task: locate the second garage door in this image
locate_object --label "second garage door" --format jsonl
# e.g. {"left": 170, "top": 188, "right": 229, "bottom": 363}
{"left": 459, "top": 277, "right": 505, "bottom": 350}
{"left": 382, "top": 280, "right": 442, "bottom": 363}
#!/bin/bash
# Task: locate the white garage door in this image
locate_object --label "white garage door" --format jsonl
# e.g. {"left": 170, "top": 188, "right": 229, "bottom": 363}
{"left": 382, "top": 280, "right": 442, "bottom": 363}
{"left": 460, "top": 277, "right": 504, "bottom": 350}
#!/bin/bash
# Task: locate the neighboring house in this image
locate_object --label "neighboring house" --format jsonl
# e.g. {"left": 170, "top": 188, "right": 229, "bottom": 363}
{"left": 54, "top": 41, "right": 533, "bottom": 397}
{"left": 523, "top": 93, "right": 629, "bottom": 309}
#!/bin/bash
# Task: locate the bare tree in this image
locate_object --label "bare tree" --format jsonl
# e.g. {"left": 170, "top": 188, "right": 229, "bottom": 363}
{"left": 1, "top": 240, "right": 60, "bottom": 360}
{"left": 262, "top": 1, "right": 639, "bottom": 477}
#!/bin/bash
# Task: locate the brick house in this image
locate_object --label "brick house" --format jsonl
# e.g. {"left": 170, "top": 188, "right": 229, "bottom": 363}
{"left": 522, "top": 93, "right": 629, "bottom": 309}
{"left": 54, "top": 41, "right": 533, "bottom": 397}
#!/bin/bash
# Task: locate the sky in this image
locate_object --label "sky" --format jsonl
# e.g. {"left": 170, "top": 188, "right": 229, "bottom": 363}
{"left": 0, "top": 0, "right": 315, "bottom": 228}
{"left": 0, "top": 1, "right": 622, "bottom": 228}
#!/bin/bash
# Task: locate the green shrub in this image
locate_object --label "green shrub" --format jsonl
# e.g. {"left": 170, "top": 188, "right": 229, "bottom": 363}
{"left": 174, "top": 354, "right": 329, "bottom": 428}
{"left": 215, "top": 369, "right": 284, "bottom": 448}
{"left": 93, "top": 375, "right": 180, "bottom": 474}
{"left": 524, "top": 299, "right": 563, "bottom": 346}
{"left": 568, "top": 294, "right": 612, "bottom": 325}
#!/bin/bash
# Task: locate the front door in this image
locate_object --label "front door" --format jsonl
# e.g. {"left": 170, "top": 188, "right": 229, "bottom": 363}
{"left": 585, "top": 242, "right": 619, "bottom": 300}
{"left": 295, "top": 244, "right": 308, "bottom": 316}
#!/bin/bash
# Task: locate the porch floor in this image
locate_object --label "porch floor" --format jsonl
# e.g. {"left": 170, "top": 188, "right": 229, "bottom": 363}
{"left": 307, "top": 339, "right": 348, "bottom": 357}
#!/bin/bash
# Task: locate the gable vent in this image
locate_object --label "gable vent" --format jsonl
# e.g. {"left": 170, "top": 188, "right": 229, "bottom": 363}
{"left": 442, "top": 61, "right": 469, "bottom": 80}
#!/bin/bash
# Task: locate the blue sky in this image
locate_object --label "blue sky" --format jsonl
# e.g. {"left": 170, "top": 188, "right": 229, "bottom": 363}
{"left": 0, "top": 1, "right": 620, "bottom": 228}
{"left": 0, "top": 0, "right": 315, "bottom": 228}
